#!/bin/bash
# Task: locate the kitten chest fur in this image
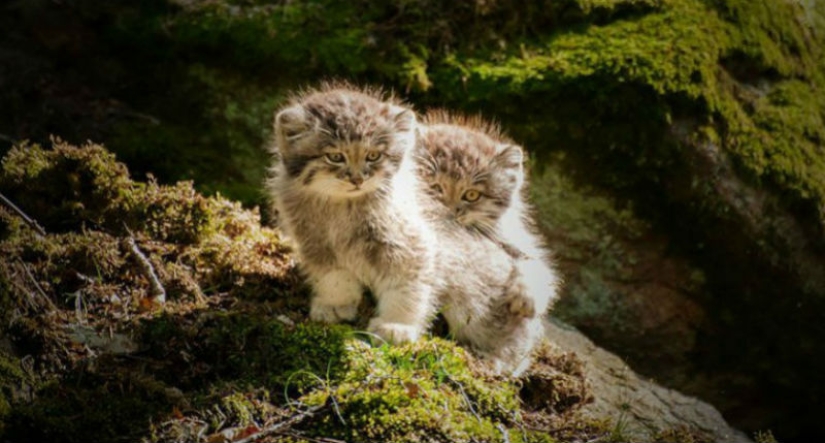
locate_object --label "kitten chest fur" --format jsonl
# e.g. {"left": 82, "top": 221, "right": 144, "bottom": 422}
{"left": 275, "top": 164, "right": 435, "bottom": 289}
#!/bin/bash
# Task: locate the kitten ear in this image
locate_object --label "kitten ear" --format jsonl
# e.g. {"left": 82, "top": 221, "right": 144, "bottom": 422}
{"left": 391, "top": 107, "right": 416, "bottom": 133}
{"left": 494, "top": 144, "right": 524, "bottom": 170}
{"left": 275, "top": 106, "right": 313, "bottom": 146}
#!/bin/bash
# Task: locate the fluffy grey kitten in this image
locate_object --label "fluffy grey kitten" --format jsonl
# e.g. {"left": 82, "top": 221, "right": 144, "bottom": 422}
{"left": 417, "top": 110, "right": 561, "bottom": 375}
{"left": 266, "top": 84, "right": 437, "bottom": 344}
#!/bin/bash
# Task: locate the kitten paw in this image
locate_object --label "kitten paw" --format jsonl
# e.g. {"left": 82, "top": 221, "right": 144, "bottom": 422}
{"left": 506, "top": 293, "right": 536, "bottom": 318}
{"left": 310, "top": 301, "right": 359, "bottom": 324}
{"left": 479, "top": 352, "right": 532, "bottom": 377}
{"left": 367, "top": 319, "right": 420, "bottom": 344}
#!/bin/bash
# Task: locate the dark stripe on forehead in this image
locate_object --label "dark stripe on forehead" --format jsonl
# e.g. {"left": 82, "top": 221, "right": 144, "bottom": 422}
{"left": 307, "top": 106, "right": 359, "bottom": 141}
{"left": 372, "top": 131, "right": 395, "bottom": 147}
{"left": 304, "top": 96, "right": 391, "bottom": 143}
{"left": 284, "top": 154, "right": 320, "bottom": 177}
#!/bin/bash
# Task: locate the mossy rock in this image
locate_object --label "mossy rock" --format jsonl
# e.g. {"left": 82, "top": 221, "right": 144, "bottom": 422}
{"left": 0, "top": 139, "right": 210, "bottom": 242}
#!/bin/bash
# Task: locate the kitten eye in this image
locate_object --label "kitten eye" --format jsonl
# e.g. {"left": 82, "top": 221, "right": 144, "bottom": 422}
{"left": 325, "top": 153, "right": 345, "bottom": 163}
{"left": 365, "top": 151, "right": 382, "bottom": 162}
{"left": 430, "top": 184, "right": 443, "bottom": 194}
{"left": 462, "top": 190, "right": 481, "bottom": 202}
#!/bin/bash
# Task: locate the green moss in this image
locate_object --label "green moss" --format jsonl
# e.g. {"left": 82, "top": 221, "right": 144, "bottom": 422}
{"left": 414, "top": 0, "right": 825, "bottom": 220}
{"left": 0, "top": 352, "right": 27, "bottom": 436}
{"left": 298, "top": 338, "right": 522, "bottom": 442}
{"left": 205, "top": 316, "right": 351, "bottom": 392}
{"left": 714, "top": 1, "right": 820, "bottom": 77}
{"left": 138, "top": 313, "right": 350, "bottom": 392}
{"left": 139, "top": 315, "right": 600, "bottom": 442}
{"left": 5, "top": 0, "right": 824, "bottom": 215}
{"left": 139, "top": 324, "right": 598, "bottom": 442}
{"left": 1, "top": 140, "right": 132, "bottom": 233}
{"left": 0, "top": 140, "right": 209, "bottom": 242}
{"left": 754, "top": 429, "right": 779, "bottom": 443}
{"left": 440, "top": 1, "right": 726, "bottom": 100}
{"left": 0, "top": 140, "right": 293, "bottom": 308}
{"left": 727, "top": 79, "right": 825, "bottom": 201}
{"left": 6, "top": 365, "right": 178, "bottom": 443}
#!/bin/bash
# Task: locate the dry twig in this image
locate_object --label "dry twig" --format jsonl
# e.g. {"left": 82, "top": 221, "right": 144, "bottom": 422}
{"left": 234, "top": 404, "right": 325, "bottom": 443}
{"left": 497, "top": 423, "right": 511, "bottom": 443}
{"left": 16, "top": 258, "right": 58, "bottom": 311}
{"left": 0, "top": 191, "right": 47, "bottom": 236}
{"left": 124, "top": 234, "right": 167, "bottom": 304}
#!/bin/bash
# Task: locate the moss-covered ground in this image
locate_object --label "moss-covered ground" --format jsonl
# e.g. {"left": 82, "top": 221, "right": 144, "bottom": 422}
{"left": 0, "top": 141, "right": 632, "bottom": 443}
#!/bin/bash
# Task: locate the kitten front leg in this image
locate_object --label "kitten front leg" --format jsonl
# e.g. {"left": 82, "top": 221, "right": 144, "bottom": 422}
{"left": 309, "top": 268, "right": 363, "bottom": 324}
{"left": 368, "top": 279, "right": 433, "bottom": 344}
{"left": 504, "top": 291, "right": 536, "bottom": 319}
{"left": 502, "top": 270, "right": 536, "bottom": 319}
{"left": 479, "top": 317, "right": 544, "bottom": 377}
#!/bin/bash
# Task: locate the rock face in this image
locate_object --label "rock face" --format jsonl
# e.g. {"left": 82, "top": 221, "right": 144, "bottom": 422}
{"left": 547, "top": 319, "right": 751, "bottom": 443}
{"left": 531, "top": 160, "right": 710, "bottom": 389}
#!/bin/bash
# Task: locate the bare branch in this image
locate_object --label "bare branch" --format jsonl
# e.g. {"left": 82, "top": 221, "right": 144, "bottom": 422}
{"left": 0, "top": 192, "right": 46, "bottom": 237}
{"left": 16, "top": 258, "right": 58, "bottom": 311}
{"left": 124, "top": 235, "right": 166, "bottom": 304}
{"left": 282, "top": 432, "right": 348, "bottom": 443}
{"left": 447, "top": 374, "right": 482, "bottom": 422}
{"left": 497, "top": 423, "right": 511, "bottom": 443}
{"left": 72, "top": 290, "right": 86, "bottom": 323}
{"left": 234, "top": 404, "right": 325, "bottom": 443}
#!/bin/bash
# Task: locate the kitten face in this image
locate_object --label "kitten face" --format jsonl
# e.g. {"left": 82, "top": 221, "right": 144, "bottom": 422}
{"left": 418, "top": 120, "right": 524, "bottom": 234}
{"left": 275, "top": 89, "right": 414, "bottom": 199}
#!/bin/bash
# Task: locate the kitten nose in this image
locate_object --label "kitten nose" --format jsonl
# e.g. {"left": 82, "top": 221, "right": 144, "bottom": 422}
{"left": 350, "top": 175, "right": 364, "bottom": 186}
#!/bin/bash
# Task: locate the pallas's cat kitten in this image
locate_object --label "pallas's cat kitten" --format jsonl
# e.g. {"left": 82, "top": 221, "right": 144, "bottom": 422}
{"left": 267, "top": 84, "right": 437, "bottom": 344}
{"left": 417, "top": 110, "right": 560, "bottom": 374}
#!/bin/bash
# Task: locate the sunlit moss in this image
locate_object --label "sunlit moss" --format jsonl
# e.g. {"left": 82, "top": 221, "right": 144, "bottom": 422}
{"left": 105, "top": 0, "right": 825, "bottom": 219}
{"left": 298, "top": 338, "right": 523, "bottom": 442}
{"left": 0, "top": 140, "right": 292, "bottom": 306}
